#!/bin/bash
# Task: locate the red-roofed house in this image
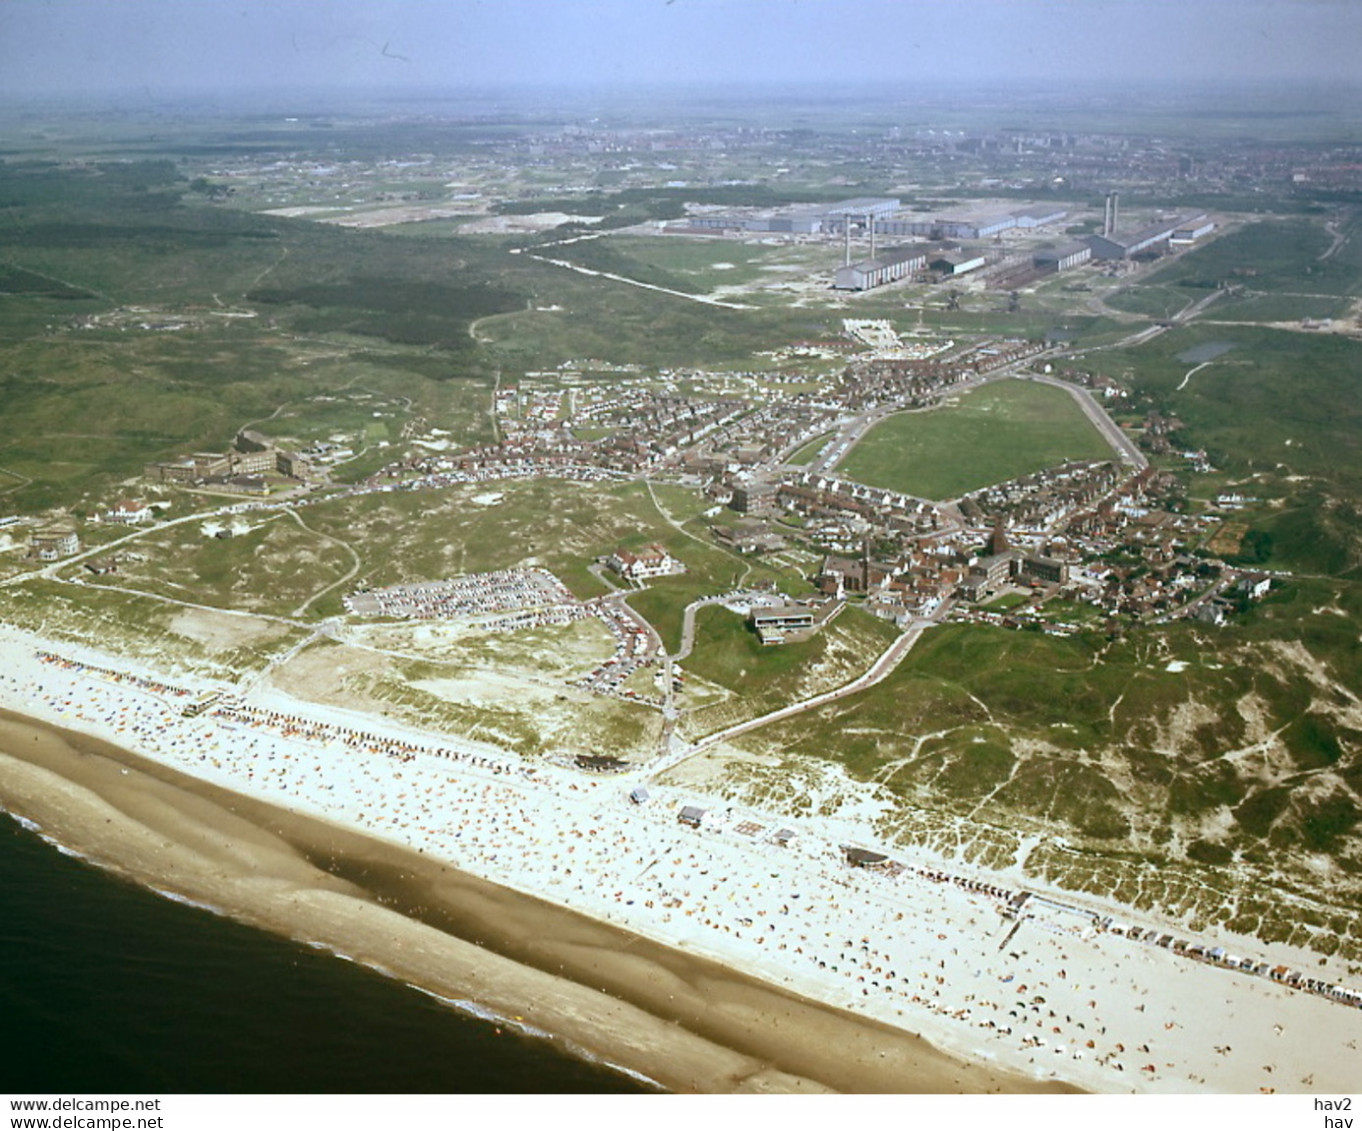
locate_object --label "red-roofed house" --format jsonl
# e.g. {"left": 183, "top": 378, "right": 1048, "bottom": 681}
{"left": 607, "top": 543, "right": 685, "bottom": 582}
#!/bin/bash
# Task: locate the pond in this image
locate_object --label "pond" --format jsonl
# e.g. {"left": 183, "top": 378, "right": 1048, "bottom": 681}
{"left": 1176, "top": 340, "right": 1238, "bottom": 364}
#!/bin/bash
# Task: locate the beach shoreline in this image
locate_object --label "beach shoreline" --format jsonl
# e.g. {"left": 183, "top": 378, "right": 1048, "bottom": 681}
{"left": 2, "top": 624, "right": 1358, "bottom": 1095}
{"left": 0, "top": 706, "right": 1054, "bottom": 1094}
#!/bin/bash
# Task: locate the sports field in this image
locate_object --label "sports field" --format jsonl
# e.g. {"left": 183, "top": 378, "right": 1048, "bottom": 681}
{"left": 835, "top": 378, "right": 1114, "bottom": 500}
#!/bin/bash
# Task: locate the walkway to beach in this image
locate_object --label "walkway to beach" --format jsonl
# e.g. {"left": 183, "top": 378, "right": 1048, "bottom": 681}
{"left": 7, "top": 637, "right": 1361, "bottom": 1095}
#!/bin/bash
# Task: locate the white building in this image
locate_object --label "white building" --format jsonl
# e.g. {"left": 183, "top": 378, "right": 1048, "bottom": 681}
{"left": 607, "top": 543, "right": 685, "bottom": 582}
{"left": 834, "top": 245, "right": 929, "bottom": 291}
{"left": 103, "top": 500, "right": 153, "bottom": 524}
{"left": 29, "top": 526, "right": 79, "bottom": 561}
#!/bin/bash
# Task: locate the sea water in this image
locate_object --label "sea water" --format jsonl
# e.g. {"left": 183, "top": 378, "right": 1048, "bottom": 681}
{"left": 0, "top": 813, "right": 649, "bottom": 1094}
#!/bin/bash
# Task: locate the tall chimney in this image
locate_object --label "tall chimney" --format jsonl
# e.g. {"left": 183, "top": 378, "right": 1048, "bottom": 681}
{"left": 1111, "top": 191, "right": 1119, "bottom": 235}
{"left": 844, "top": 217, "right": 851, "bottom": 267}
{"left": 868, "top": 214, "right": 876, "bottom": 260}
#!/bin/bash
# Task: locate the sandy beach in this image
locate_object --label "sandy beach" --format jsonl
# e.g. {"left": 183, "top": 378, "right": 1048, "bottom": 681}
{"left": 0, "top": 699, "right": 1048, "bottom": 1092}
{"left": 1, "top": 623, "right": 1358, "bottom": 1094}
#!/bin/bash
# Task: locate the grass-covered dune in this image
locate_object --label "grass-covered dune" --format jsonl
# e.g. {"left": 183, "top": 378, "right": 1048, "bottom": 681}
{"left": 719, "top": 577, "right": 1362, "bottom": 957}
{"left": 1104, "top": 325, "right": 1362, "bottom": 577}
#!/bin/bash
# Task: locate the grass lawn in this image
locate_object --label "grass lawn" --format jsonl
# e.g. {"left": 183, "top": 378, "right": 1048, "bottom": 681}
{"left": 1139, "top": 218, "right": 1358, "bottom": 297}
{"left": 786, "top": 432, "right": 835, "bottom": 466}
{"left": 1100, "top": 325, "right": 1362, "bottom": 575}
{"left": 836, "top": 378, "right": 1114, "bottom": 500}
{"left": 1205, "top": 291, "right": 1349, "bottom": 323}
{"left": 585, "top": 234, "right": 819, "bottom": 292}
{"left": 677, "top": 603, "right": 899, "bottom": 737}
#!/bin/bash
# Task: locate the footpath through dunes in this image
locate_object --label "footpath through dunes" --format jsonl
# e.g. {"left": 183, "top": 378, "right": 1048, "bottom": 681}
{"left": 0, "top": 710, "right": 1063, "bottom": 1095}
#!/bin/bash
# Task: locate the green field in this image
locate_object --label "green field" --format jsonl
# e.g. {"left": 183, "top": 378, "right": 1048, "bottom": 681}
{"left": 81, "top": 511, "right": 355, "bottom": 619}
{"left": 836, "top": 379, "right": 1115, "bottom": 500}
{"left": 556, "top": 234, "right": 837, "bottom": 295}
{"left": 1204, "top": 291, "right": 1349, "bottom": 324}
{"left": 676, "top": 603, "right": 899, "bottom": 738}
{"left": 1139, "top": 218, "right": 1362, "bottom": 297}
{"left": 1100, "top": 325, "right": 1362, "bottom": 576}
{"left": 786, "top": 432, "right": 834, "bottom": 466}
{"left": 1104, "top": 218, "right": 1362, "bottom": 325}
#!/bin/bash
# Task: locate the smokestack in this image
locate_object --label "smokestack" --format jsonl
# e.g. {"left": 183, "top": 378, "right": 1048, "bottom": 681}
{"left": 868, "top": 214, "right": 876, "bottom": 260}
{"left": 1111, "top": 191, "right": 1119, "bottom": 235}
{"left": 844, "top": 218, "right": 851, "bottom": 267}
{"left": 1103, "top": 193, "right": 1112, "bottom": 237}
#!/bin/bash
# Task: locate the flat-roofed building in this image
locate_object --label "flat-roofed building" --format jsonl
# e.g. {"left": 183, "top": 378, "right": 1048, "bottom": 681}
{"left": 29, "top": 526, "right": 79, "bottom": 561}
{"left": 686, "top": 214, "right": 744, "bottom": 231}
{"left": 275, "top": 450, "right": 312, "bottom": 479}
{"left": 1019, "top": 554, "right": 1069, "bottom": 585}
{"left": 229, "top": 449, "right": 277, "bottom": 477}
{"left": 1013, "top": 207, "right": 1069, "bottom": 228}
{"left": 822, "top": 197, "right": 902, "bottom": 225}
{"left": 731, "top": 479, "right": 777, "bottom": 514}
{"left": 143, "top": 458, "right": 198, "bottom": 483}
{"left": 934, "top": 212, "right": 1017, "bottom": 240}
{"left": 872, "top": 205, "right": 1065, "bottom": 241}
{"left": 193, "top": 452, "right": 232, "bottom": 477}
{"left": 1171, "top": 216, "right": 1216, "bottom": 243}
{"left": 220, "top": 475, "right": 268, "bottom": 496}
{"left": 871, "top": 217, "right": 937, "bottom": 238}
{"left": 683, "top": 198, "right": 899, "bottom": 237}
{"left": 1088, "top": 214, "right": 1211, "bottom": 260}
{"left": 750, "top": 603, "right": 816, "bottom": 644}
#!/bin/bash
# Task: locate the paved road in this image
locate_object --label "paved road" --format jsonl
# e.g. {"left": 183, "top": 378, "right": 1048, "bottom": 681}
{"left": 3, "top": 503, "right": 246, "bottom": 590}
{"left": 511, "top": 237, "right": 753, "bottom": 311}
{"left": 1027, "top": 374, "right": 1148, "bottom": 470}
{"left": 642, "top": 613, "right": 941, "bottom": 781}
{"left": 671, "top": 596, "right": 728, "bottom": 665}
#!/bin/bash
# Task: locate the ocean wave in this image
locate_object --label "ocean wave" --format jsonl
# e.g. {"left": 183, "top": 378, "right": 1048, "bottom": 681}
{"left": 4, "top": 811, "right": 225, "bottom": 922}
{"left": 0, "top": 808, "right": 664, "bottom": 1091}
{"left": 291, "top": 942, "right": 663, "bottom": 1087}
{"left": 2, "top": 809, "right": 97, "bottom": 864}
{"left": 406, "top": 982, "right": 664, "bottom": 1091}
{"left": 148, "top": 887, "right": 227, "bottom": 917}
{"left": 6, "top": 812, "right": 43, "bottom": 834}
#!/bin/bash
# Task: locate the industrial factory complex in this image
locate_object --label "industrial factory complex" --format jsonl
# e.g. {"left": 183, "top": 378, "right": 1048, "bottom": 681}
{"left": 666, "top": 190, "right": 1215, "bottom": 293}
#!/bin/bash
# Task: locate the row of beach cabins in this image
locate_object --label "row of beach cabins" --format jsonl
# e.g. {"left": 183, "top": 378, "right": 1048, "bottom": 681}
{"left": 208, "top": 700, "right": 539, "bottom": 784}
{"left": 36, "top": 652, "right": 192, "bottom": 700}
{"left": 35, "top": 648, "right": 1362, "bottom": 1016}
{"left": 668, "top": 796, "right": 1362, "bottom": 1014}
{"left": 37, "top": 651, "right": 539, "bottom": 786}
{"left": 1107, "top": 921, "right": 1362, "bottom": 1010}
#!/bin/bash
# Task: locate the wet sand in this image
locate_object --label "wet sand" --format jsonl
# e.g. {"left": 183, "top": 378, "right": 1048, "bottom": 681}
{"left": 0, "top": 708, "right": 1068, "bottom": 1095}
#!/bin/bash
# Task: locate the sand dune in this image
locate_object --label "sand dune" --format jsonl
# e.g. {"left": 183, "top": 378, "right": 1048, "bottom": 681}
{"left": 1, "top": 625, "right": 1357, "bottom": 1093}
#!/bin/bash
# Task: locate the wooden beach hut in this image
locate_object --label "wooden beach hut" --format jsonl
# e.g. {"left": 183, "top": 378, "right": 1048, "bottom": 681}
{"left": 844, "top": 846, "right": 890, "bottom": 869}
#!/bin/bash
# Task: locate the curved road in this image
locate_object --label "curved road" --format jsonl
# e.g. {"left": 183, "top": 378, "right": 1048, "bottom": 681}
{"left": 642, "top": 612, "right": 941, "bottom": 782}
{"left": 1027, "top": 373, "right": 1147, "bottom": 470}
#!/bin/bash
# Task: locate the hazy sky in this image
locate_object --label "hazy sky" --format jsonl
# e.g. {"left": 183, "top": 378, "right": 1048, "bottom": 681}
{"left": 1, "top": 0, "right": 1358, "bottom": 98}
